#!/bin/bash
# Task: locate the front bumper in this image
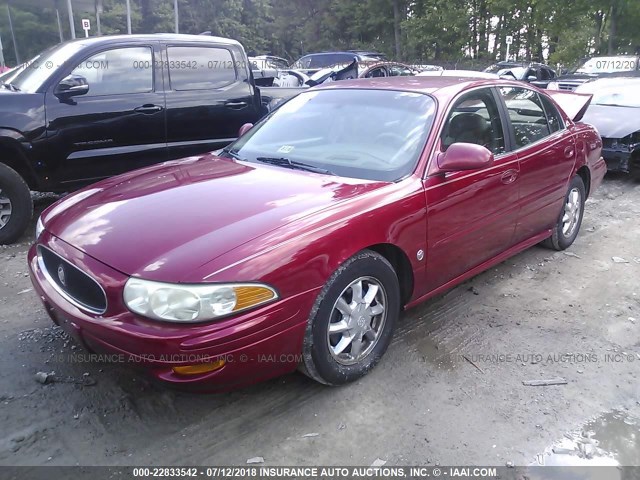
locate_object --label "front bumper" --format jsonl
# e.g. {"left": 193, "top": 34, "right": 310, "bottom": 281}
{"left": 28, "top": 233, "right": 318, "bottom": 391}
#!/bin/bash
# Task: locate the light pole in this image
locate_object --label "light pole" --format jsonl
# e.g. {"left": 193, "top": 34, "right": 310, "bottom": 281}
{"left": 6, "top": 4, "right": 20, "bottom": 63}
{"left": 174, "top": 0, "right": 179, "bottom": 34}
{"left": 66, "top": 0, "right": 76, "bottom": 39}
{"left": 125, "top": 0, "right": 132, "bottom": 34}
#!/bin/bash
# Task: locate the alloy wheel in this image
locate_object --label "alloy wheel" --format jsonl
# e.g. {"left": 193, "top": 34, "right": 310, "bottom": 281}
{"left": 0, "top": 188, "right": 12, "bottom": 231}
{"left": 561, "top": 187, "right": 581, "bottom": 237}
{"left": 327, "top": 276, "right": 387, "bottom": 366}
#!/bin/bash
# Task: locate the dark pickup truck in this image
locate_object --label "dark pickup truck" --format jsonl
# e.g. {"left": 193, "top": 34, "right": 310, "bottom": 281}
{"left": 0, "top": 34, "right": 301, "bottom": 243}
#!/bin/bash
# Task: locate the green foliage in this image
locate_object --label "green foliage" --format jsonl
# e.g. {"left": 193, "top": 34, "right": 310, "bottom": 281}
{"left": 0, "top": 0, "right": 638, "bottom": 67}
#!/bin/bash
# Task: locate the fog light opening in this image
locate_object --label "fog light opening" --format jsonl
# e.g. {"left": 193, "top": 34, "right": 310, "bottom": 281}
{"left": 172, "top": 359, "right": 226, "bottom": 376}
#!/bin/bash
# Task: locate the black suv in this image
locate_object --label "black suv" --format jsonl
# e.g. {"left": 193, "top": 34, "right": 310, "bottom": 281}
{"left": 0, "top": 34, "right": 296, "bottom": 244}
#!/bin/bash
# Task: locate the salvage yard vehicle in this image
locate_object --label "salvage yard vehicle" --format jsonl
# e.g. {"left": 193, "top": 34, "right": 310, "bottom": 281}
{"left": 29, "top": 77, "right": 605, "bottom": 390}
{"left": 290, "top": 51, "right": 381, "bottom": 75}
{"left": 0, "top": 34, "right": 302, "bottom": 244}
{"left": 578, "top": 77, "right": 640, "bottom": 178}
{"left": 547, "top": 55, "right": 640, "bottom": 91}
{"left": 484, "top": 61, "right": 557, "bottom": 88}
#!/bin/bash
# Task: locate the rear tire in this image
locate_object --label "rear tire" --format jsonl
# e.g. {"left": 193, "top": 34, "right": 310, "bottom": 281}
{"left": 542, "top": 175, "right": 585, "bottom": 251}
{"left": 300, "top": 250, "right": 400, "bottom": 386}
{"left": 0, "top": 163, "right": 33, "bottom": 245}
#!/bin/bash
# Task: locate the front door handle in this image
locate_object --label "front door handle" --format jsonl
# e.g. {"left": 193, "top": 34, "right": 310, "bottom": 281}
{"left": 501, "top": 169, "right": 518, "bottom": 184}
{"left": 134, "top": 104, "right": 163, "bottom": 114}
{"left": 225, "top": 101, "right": 248, "bottom": 109}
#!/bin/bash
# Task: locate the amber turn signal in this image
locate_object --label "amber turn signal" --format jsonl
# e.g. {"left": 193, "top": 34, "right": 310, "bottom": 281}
{"left": 172, "top": 359, "right": 226, "bottom": 375}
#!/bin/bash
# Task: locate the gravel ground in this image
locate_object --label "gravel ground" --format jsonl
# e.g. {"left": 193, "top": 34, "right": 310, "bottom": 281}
{"left": 0, "top": 175, "right": 639, "bottom": 467}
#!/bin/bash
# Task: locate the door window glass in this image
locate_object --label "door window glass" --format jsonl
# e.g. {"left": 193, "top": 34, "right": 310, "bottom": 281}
{"left": 539, "top": 94, "right": 565, "bottom": 133}
{"left": 442, "top": 88, "right": 506, "bottom": 155}
{"left": 70, "top": 47, "right": 153, "bottom": 96}
{"left": 499, "top": 87, "right": 551, "bottom": 148}
{"left": 167, "top": 46, "right": 236, "bottom": 90}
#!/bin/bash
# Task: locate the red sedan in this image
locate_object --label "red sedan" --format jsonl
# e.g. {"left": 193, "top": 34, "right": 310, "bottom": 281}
{"left": 28, "top": 77, "right": 605, "bottom": 390}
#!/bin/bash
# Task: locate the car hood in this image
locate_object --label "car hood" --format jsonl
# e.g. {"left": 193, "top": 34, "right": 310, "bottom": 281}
{"left": 581, "top": 104, "right": 640, "bottom": 138}
{"left": 43, "top": 154, "right": 384, "bottom": 281}
{"left": 0, "top": 92, "right": 46, "bottom": 134}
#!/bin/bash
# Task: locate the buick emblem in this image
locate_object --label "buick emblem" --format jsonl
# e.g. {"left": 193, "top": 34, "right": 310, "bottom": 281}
{"left": 57, "top": 264, "right": 67, "bottom": 287}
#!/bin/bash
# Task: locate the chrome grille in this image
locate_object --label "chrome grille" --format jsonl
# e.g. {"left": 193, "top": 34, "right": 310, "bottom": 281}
{"left": 38, "top": 246, "right": 107, "bottom": 314}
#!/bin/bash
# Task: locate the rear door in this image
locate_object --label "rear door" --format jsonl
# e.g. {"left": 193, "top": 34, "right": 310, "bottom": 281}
{"left": 424, "top": 87, "right": 520, "bottom": 291}
{"left": 163, "top": 43, "right": 262, "bottom": 159}
{"left": 44, "top": 43, "right": 167, "bottom": 186}
{"left": 497, "top": 86, "right": 576, "bottom": 243}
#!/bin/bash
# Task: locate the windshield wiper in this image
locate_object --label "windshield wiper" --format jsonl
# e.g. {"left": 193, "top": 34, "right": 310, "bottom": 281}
{"left": 256, "top": 157, "right": 334, "bottom": 175}
{"left": 1, "top": 83, "right": 20, "bottom": 92}
{"left": 220, "top": 148, "right": 245, "bottom": 161}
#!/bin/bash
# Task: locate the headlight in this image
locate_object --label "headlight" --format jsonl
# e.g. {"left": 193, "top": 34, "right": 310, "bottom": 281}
{"left": 35, "top": 216, "right": 44, "bottom": 239}
{"left": 123, "top": 278, "right": 278, "bottom": 322}
{"left": 546, "top": 81, "right": 559, "bottom": 90}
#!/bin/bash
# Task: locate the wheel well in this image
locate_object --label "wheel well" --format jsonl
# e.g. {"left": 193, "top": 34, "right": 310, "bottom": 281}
{"left": 0, "top": 142, "right": 37, "bottom": 189}
{"left": 366, "top": 243, "right": 414, "bottom": 306}
{"left": 576, "top": 165, "right": 591, "bottom": 198}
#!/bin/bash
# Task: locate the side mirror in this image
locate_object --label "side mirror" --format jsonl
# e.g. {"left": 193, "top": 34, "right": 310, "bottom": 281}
{"left": 55, "top": 74, "right": 89, "bottom": 98}
{"left": 238, "top": 123, "right": 254, "bottom": 137}
{"left": 437, "top": 143, "right": 494, "bottom": 172}
{"left": 527, "top": 75, "right": 537, "bottom": 82}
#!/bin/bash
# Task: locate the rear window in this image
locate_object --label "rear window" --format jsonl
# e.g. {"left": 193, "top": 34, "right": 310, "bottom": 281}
{"left": 167, "top": 46, "right": 237, "bottom": 90}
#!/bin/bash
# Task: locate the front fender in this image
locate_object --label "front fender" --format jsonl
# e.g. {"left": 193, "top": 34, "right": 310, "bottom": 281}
{"left": 192, "top": 179, "right": 428, "bottom": 305}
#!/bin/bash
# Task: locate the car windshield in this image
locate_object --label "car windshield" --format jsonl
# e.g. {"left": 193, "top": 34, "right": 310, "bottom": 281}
{"left": 574, "top": 56, "right": 639, "bottom": 74}
{"left": 226, "top": 89, "right": 435, "bottom": 182}
{"left": 7, "top": 42, "right": 85, "bottom": 92}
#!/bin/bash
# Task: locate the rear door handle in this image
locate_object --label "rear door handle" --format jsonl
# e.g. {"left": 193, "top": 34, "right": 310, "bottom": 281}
{"left": 564, "top": 146, "right": 575, "bottom": 158}
{"left": 134, "top": 104, "right": 164, "bottom": 114}
{"left": 225, "top": 101, "right": 248, "bottom": 109}
{"left": 501, "top": 169, "right": 518, "bottom": 184}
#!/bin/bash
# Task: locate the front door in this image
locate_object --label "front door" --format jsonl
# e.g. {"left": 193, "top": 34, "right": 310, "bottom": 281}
{"left": 163, "top": 44, "right": 262, "bottom": 159}
{"left": 424, "top": 87, "right": 520, "bottom": 291}
{"left": 44, "top": 43, "right": 167, "bottom": 187}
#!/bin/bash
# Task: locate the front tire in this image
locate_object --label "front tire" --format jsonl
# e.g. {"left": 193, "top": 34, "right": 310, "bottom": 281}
{"left": 301, "top": 250, "right": 400, "bottom": 385}
{"left": 0, "top": 163, "right": 33, "bottom": 245}
{"left": 542, "top": 175, "right": 585, "bottom": 251}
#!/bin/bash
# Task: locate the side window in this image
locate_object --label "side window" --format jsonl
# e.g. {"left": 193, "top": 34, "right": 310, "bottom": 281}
{"left": 539, "top": 94, "right": 565, "bottom": 133}
{"left": 540, "top": 68, "right": 552, "bottom": 81}
{"left": 364, "top": 66, "right": 387, "bottom": 78}
{"left": 525, "top": 68, "right": 538, "bottom": 80}
{"left": 389, "top": 65, "right": 413, "bottom": 76}
{"left": 70, "top": 46, "right": 153, "bottom": 96}
{"left": 167, "top": 46, "right": 236, "bottom": 91}
{"left": 499, "top": 87, "right": 550, "bottom": 148}
{"left": 442, "top": 89, "right": 505, "bottom": 155}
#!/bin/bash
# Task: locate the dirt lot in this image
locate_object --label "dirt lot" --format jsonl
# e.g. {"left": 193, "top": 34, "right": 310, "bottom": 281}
{"left": 0, "top": 175, "right": 639, "bottom": 468}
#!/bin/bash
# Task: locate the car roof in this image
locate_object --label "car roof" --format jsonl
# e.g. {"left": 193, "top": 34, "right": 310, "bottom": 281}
{"left": 314, "top": 75, "right": 523, "bottom": 97}
{"left": 59, "top": 33, "right": 241, "bottom": 48}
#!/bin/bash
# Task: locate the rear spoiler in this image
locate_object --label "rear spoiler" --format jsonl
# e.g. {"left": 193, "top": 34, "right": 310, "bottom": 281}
{"left": 546, "top": 91, "right": 592, "bottom": 122}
